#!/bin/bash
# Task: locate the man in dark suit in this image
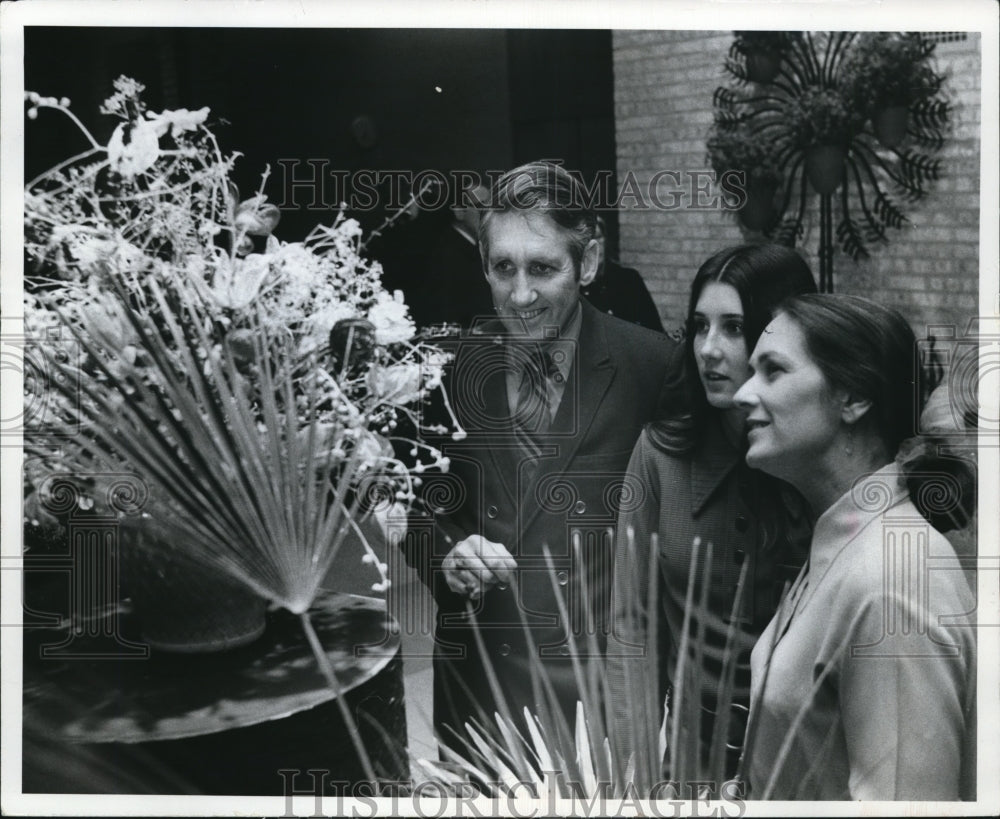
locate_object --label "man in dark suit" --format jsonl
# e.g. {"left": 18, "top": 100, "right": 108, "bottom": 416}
{"left": 406, "top": 161, "right": 681, "bottom": 749}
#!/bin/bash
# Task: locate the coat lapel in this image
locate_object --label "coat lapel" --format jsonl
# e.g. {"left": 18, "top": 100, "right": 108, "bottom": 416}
{"left": 690, "top": 417, "right": 741, "bottom": 517}
{"left": 477, "top": 334, "right": 522, "bottom": 507}
{"left": 519, "top": 301, "right": 615, "bottom": 528}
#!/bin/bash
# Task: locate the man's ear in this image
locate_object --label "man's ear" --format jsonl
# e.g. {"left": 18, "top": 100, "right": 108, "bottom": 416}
{"left": 578, "top": 238, "right": 599, "bottom": 287}
{"left": 840, "top": 393, "right": 873, "bottom": 426}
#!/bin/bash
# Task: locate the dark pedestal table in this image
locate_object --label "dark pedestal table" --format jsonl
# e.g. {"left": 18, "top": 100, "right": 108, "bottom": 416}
{"left": 23, "top": 591, "right": 408, "bottom": 795}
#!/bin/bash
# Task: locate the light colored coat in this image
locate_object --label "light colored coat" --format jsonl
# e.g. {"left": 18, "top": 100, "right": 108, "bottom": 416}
{"left": 746, "top": 464, "right": 977, "bottom": 800}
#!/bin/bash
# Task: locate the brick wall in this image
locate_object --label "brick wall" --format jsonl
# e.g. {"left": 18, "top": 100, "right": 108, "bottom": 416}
{"left": 612, "top": 30, "right": 982, "bottom": 342}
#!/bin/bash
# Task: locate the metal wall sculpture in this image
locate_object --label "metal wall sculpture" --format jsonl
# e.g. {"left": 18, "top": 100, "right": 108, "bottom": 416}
{"left": 709, "top": 31, "right": 951, "bottom": 291}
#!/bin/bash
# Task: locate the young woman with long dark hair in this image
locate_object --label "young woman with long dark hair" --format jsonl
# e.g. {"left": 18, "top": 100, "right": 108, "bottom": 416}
{"left": 607, "top": 243, "right": 816, "bottom": 784}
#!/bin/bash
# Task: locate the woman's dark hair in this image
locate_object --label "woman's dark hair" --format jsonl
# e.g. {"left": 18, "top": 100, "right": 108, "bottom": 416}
{"left": 778, "top": 293, "right": 918, "bottom": 455}
{"left": 650, "top": 243, "right": 817, "bottom": 454}
{"left": 778, "top": 293, "right": 972, "bottom": 531}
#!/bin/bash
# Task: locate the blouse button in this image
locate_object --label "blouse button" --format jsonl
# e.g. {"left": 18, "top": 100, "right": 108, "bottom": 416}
{"left": 573, "top": 500, "right": 587, "bottom": 515}
{"left": 556, "top": 570, "right": 569, "bottom": 586}
{"left": 734, "top": 548, "right": 746, "bottom": 565}
{"left": 499, "top": 643, "right": 511, "bottom": 656}
{"left": 487, "top": 505, "right": 499, "bottom": 519}
{"left": 734, "top": 514, "right": 749, "bottom": 532}
{"left": 559, "top": 645, "right": 570, "bottom": 656}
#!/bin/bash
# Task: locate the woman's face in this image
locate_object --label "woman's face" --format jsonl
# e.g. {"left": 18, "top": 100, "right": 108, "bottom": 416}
{"left": 733, "top": 311, "right": 845, "bottom": 482}
{"left": 692, "top": 282, "right": 752, "bottom": 410}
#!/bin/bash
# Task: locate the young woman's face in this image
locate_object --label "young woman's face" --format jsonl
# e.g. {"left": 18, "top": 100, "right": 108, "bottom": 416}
{"left": 733, "top": 311, "right": 844, "bottom": 482}
{"left": 692, "top": 282, "right": 752, "bottom": 410}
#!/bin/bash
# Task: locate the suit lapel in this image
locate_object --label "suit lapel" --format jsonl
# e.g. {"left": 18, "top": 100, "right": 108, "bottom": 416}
{"left": 480, "top": 346, "right": 522, "bottom": 507}
{"left": 519, "top": 301, "right": 615, "bottom": 528}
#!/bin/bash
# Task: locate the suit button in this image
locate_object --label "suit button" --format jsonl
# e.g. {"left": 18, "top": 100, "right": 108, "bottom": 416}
{"left": 487, "top": 505, "right": 499, "bottom": 519}
{"left": 735, "top": 514, "right": 749, "bottom": 532}
{"left": 559, "top": 645, "right": 570, "bottom": 656}
{"left": 574, "top": 500, "right": 587, "bottom": 515}
{"left": 734, "top": 548, "right": 746, "bottom": 565}
{"left": 499, "top": 643, "right": 511, "bottom": 656}
{"left": 497, "top": 581, "right": 509, "bottom": 591}
{"left": 556, "top": 570, "right": 569, "bottom": 586}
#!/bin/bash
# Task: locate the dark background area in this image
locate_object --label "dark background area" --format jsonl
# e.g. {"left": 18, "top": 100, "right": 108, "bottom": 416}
{"left": 25, "top": 27, "right": 619, "bottom": 253}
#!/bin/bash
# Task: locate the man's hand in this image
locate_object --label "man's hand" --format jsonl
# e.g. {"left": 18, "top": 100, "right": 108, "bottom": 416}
{"left": 442, "top": 535, "right": 517, "bottom": 600}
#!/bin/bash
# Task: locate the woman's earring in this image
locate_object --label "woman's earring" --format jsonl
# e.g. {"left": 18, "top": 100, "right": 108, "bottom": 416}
{"left": 844, "top": 426, "right": 854, "bottom": 456}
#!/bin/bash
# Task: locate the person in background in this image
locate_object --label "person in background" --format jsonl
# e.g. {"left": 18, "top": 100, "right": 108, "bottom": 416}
{"left": 580, "top": 214, "right": 665, "bottom": 333}
{"left": 607, "top": 243, "right": 816, "bottom": 788}
{"left": 409, "top": 182, "right": 495, "bottom": 330}
{"left": 734, "top": 294, "right": 976, "bottom": 800}
{"left": 897, "top": 379, "right": 978, "bottom": 580}
{"left": 366, "top": 183, "right": 446, "bottom": 317}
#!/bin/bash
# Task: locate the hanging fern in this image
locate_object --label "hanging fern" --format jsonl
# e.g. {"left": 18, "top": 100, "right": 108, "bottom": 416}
{"left": 713, "top": 86, "right": 744, "bottom": 110}
{"left": 911, "top": 97, "right": 952, "bottom": 131}
{"left": 713, "top": 109, "right": 745, "bottom": 130}
{"left": 723, "top": 56, "right": 751, "bottom": 84}
{"left": 872, "top": 188, "right": 908, "bottom": 230}
{"left": 836, "top": 215, "right": 870, "bottom": 261}
{"left": 908, "top": 126, "right": 947, "bottom": 153}
{"left": 862, "top": 221, "right": 888, "bottom": 244}
{"left": 770, "top": 215, "right": 805, "bottom": 247}
{"left": 896, "top": 151, "right": 943, "bottom": 192}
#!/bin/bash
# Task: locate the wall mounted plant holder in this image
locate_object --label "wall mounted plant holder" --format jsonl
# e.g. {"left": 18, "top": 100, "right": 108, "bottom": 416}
{"left": 710, "top": 31, "right": 950, "bottom": 292}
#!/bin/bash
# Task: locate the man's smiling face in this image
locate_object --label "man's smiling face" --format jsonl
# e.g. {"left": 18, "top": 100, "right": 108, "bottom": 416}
{"left": 482, "top": 210, "right": 596, "bottom": 341}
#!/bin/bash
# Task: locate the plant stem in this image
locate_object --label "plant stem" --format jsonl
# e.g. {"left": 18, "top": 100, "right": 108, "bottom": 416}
{"left": 299, "top": 610, "right": 379, "bottom": 784}
{"left": 26, "top": 147, "right": 105, "bottom": 190}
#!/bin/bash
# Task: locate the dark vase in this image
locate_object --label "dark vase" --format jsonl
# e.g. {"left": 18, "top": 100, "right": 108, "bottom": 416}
{"left": 873, "top": 105, "right": 909, "bottom": 148}
{"left": 745, "top": 51, "right": 781, "bottom": 84}
{"left": 23, "top": 592, "right": 409, "bottom": 793}
{"left": 805, "top": 144, "right": 847, "bottom": 195}
{"left": 119, "top": 526, "right": 267, "bottom": 654}
{"left": 738, "top": 178, "right": 779, "bottom": 231}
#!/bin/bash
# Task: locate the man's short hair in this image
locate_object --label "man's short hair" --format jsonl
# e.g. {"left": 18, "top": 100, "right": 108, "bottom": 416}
{"left": 478, "top": 161, "right": 597, "bottom": 270}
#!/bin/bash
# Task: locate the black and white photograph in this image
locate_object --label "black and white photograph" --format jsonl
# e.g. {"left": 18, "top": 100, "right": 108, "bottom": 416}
{"left": 1, "top": 0, "right": 997, "bottom": 815}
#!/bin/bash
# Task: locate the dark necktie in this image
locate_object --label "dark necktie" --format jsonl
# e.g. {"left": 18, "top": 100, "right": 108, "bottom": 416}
{"left": 513, "top": 349, "right": 557, "bottom": 456}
